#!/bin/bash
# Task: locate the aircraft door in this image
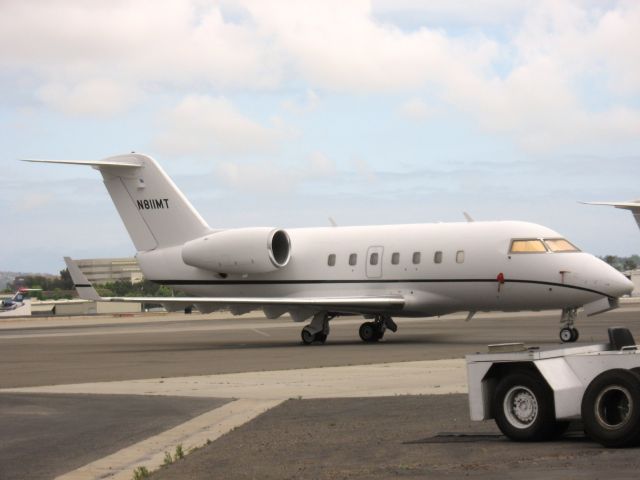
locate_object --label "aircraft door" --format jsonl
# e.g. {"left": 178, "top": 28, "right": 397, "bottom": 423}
{"left": 366, "top": 246, "right": 384, "bottom": 278}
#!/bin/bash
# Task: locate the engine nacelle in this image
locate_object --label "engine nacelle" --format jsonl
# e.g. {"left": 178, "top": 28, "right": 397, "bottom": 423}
{"left": 181, "top": 227, "right": 291, "bottom": 274}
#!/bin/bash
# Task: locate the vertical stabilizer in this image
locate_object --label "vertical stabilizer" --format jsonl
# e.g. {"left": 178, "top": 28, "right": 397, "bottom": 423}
{"left": 24, "top": 154, "right": 211, "bottom": 251}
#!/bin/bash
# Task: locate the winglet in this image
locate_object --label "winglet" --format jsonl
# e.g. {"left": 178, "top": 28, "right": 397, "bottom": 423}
{"left": 63, "top": 257, "right": 102, "bottom": 301}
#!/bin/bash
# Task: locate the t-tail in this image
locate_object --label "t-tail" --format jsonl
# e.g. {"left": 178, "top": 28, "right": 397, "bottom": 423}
{"left": 22, "top": 154, "right": 210, "bottom": 251}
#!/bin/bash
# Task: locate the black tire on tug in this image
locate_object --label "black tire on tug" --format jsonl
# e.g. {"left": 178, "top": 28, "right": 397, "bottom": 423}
{"left": 359, "top": 322, "right": 379, "bottom": 342}
{"left": 493, "top": 369, "right": 562, "bottom": 441}
{"left": 581, "top": 368, "right": 640, "bottom": 448}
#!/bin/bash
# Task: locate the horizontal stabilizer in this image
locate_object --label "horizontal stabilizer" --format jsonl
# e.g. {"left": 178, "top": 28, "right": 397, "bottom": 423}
{"left": 63, "top": 257, "right": 101, "bottom": 301}
{"left": 21, "top": 158, "right": 141, "bottom": 168}
{"left": 582, "top": 200, "right": 640, "bottom": 229}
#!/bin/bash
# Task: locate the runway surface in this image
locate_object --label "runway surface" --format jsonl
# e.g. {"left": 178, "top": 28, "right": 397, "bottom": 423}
{"left": 1, "top": 303, "right": 640, "bottom": 479}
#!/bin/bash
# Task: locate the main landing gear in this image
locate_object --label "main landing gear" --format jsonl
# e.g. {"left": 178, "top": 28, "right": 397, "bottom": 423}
{"left": 359, "top": 315, "right": 398, "bottom": 343}
{"left": 559, "top": 307, "right": 579, "bottom": 343}
{"left": 301, "top": 312, "right": 333, "bottom": 345}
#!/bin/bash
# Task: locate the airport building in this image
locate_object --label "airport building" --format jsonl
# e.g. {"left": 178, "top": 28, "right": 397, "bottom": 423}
{"left": 31, "top": 299, "right": 142, "bottom": 316}
{"left": 75, "top": 257, "right": 143, "bottom": 285}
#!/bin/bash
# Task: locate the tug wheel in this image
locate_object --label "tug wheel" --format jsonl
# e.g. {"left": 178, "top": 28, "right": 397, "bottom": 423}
{"left": 581, "top": 369, "right": 640, "bottom": 448}
{"left": 493, "top": 369, "right": 567, "bottom": 441}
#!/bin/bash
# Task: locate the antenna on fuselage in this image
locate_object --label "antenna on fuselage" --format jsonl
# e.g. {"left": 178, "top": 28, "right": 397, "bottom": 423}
{"left": 328, "top": 217, "right": 338, "bottom": 227}
{"left": 463, "top": 212, "right": 474, "bottom": 222}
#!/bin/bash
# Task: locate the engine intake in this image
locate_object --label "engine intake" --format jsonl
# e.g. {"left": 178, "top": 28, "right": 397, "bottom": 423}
{"left": 181, "top": 227, "right": 291, "bottom": 274}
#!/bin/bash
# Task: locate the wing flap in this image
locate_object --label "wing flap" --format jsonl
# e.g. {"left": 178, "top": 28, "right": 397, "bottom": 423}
{"left": 103, "top": 295, "right": 405, "bottom": 313}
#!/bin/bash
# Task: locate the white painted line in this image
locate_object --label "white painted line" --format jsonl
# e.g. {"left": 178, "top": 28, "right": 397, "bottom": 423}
{"left": 55, "top": 398, "right": 283, "bottom": 480}
{"left": 252, "top": 328, "right": 271, "bottom": 337}
{"left": 2, "top": 359, "right": 467, "bottom": 399}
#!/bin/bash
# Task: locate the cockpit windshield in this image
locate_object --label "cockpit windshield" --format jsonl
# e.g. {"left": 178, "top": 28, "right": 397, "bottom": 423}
{"left": 509, "top": 238, "right": 580, "bottom": 254}
{"left": 543, "top": 238, "right": 580, "bottom": 252}
{"left": 509, "top": 239, "right": 547, "bottom": 253}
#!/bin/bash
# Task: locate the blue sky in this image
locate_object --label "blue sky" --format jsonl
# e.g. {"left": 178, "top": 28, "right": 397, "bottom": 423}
{"left": 1, "top": 0, "right": 640, "bottom": 273}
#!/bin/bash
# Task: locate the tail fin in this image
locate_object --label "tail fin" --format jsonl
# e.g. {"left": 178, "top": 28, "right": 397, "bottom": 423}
{"left": 24, "top": 154, "right": 210, "bottom": 251}
{"left": 63, "top": 257, "right": 102, "bottom": 301}
{"left": 582, "top": 200, "right": 640, "bottom": 231}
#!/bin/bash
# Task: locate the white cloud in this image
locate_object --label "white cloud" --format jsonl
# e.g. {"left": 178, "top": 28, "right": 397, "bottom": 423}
{"left": 154, "top": 95, "right": 283, "bottom": 156}
{"left": 37, "top": 79, "right": 137, "bottom": 117}
{"left": 1, "top": 0, "right": 639, "bottom": 150}
{"left": 14, "top": 192, "right": 53, "bottom": 212}
{"left": 398, "top": 97, "right": 432, "bottom": 121}
{"left": 242, "top": 0, "right": 498, "bottom": 92}
{"left": 371, "top": 0, "right": 534, "bottom": 26}
{"left": 0, "top": 0, "right": 280, "bottom": 100}
{"left": 282, "top": 89, "right": 320, "bottom": 114}
{"left": 214, "top": 151, "right": 336, "bottom": 192}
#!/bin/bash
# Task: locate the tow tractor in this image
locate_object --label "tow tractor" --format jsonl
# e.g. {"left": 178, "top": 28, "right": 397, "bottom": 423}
{"left": 466, "top": 327, "right": 640, "bottom": 447}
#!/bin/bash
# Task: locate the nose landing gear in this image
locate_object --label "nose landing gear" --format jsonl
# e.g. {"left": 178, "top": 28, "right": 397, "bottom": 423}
{"left": 559, "top": 307, "right": 579, "bottom": 343}
{"left": 359, "top": 315, "right": 397, "bottom": 343}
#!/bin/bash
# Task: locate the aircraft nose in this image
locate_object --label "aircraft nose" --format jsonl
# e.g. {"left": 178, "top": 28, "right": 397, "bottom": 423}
{"left": 604, "top": 266, "right": 634, "bottom": 297}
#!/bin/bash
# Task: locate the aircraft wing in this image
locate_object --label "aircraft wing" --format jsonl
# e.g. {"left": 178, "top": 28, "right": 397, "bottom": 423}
{"left": 63, "top": 257, "right": 405, "bottom": 315}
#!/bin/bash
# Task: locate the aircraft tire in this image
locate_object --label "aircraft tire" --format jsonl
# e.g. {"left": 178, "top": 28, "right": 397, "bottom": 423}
{"left": 316, "top": 333, "right": 327, "bottom": 344}
{"left": 560, "top": 328, "right": 574, "bottom": 343}
{"left": 581, "top": 368, "right": 640, "bottom": 448}
{"left": 493, "top": 369, "right": 560, "bottom": 442}
{"left": 359, "top": 322, "right": 379, "bottom": 342}
{"left": 571, "top": 328, "right": 579, "bottom": 341}
{"left": 301, "top": 328, "right": 316, "bottom": 345}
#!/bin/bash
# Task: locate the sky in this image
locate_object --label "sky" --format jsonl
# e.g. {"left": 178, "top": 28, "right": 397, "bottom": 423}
{"left": 1, "top": 0, "right": 640, "bottom": 274}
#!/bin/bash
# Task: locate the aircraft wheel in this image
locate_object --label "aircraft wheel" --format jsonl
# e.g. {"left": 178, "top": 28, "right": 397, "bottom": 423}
{"left": 582, "top": 369, "right": 640, "bottom": 448}
{"left": 301, "top": 328, "right": 316, "bottom": 345}
{"left": 493, "top": 369, "right": 561, "bottom": 441}
{"left": 316, "top": 333, "right": 327, "bottom": 344}
{"left": 560, "top": 328, "right": 574, "bottom": 343}
{"left": 571, "top": 328, "right": 579, "bottom": 341}
{"left": 359, "top": 322, "right": 379, "bottom": 343}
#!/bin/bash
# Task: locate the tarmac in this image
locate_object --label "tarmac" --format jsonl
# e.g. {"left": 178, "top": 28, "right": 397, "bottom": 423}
{"left": 1, "top": 303, "right": 640, "bottom": 479}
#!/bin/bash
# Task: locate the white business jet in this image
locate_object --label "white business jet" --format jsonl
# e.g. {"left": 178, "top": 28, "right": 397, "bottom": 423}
{"left": 24, "top": 154, "right": 632, "bottom": 344}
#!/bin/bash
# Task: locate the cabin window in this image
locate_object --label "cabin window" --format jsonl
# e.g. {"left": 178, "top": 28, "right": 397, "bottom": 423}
{"left": 544, "top": 238, "right": 580, "bottom": 253}
{"left": 391, "top": 252, "right": 400, "bottom": 265}
{"left": 370, "top": 252, "right": 379, "bottom": 265}
{"left": 349, "top": 253, "right": 358, "bottom": 266}
{"left": 456, "top": 250, "right": 465, "bottom": 263}
{"left": 510, "top": 239, "right": 547, "bottom": 253}
{"left": 434, "top": 251, "right": 443, "bottom": 264}
{"left": 412, "top": 252, "right": 421, "bottom": 264}
{"left": 327, "top": 254, "right": 336, "bottom": 266}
